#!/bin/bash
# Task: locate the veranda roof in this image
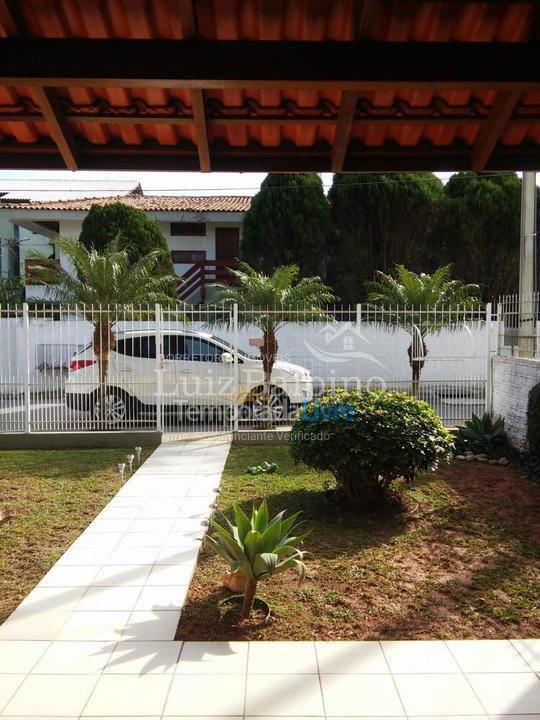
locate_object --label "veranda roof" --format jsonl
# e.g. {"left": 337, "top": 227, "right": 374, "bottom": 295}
{"left": 0, "top": 0, "right": 539, "bottom": 173}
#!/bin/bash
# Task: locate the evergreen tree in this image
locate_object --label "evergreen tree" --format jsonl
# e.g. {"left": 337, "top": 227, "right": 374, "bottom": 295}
{"left": 241, "top": 173, "right": 334, "bottom": 279}
{"left": 432, "top": 172, "right": 521, "bottom": 301}
{"left": 79, "top": 202, "right": 174, "bottom": 274}
{"left": 328, "top": 173, "right": 444, "bottom": 303}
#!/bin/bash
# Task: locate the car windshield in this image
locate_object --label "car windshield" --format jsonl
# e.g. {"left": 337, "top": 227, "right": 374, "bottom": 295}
{"left": 206, "top": 334, "right": 258, "bottom": 360}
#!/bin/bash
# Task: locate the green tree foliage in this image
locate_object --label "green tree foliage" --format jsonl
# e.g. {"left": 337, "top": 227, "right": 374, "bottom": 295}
{"left": 241, "top": 174, "right": 334, "bottom": 279}
{"left": 78, "top": 202, "right": 174, "bottom": 274}
{"left": 328, "top": 173, "right": 444, "bottom": 303}
{"left": 432, "top": 172, "right": 521, "bottom": 301}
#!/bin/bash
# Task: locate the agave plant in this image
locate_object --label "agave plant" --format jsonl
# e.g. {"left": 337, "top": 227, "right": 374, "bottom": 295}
{"left": 455, "top": 412, "right": 507, "bottom": 455}
{"left": 207, "top": 500, "right": 309, "bottom": 619}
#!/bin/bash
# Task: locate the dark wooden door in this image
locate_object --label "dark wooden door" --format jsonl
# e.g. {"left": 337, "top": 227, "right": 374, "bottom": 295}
{"left": 215, "top": 227, "right": 240, "bottom": 261}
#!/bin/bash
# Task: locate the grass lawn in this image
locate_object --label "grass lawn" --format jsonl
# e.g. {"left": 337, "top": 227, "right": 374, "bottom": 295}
{"left": 177, "top": 444, "right": 540, "bottom": 641}
{"left": 0, "top": 446, "right": 155, "bottom": 623}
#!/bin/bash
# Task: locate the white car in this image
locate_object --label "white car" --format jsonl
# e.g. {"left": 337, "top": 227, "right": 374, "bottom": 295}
{"left": 65, "top": 329, "right": 313, "bottom": 424}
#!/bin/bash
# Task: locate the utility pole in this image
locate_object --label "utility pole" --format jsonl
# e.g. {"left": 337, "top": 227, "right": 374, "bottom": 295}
{"left": 518, "top": 171, "right": 537, "bottom": 357}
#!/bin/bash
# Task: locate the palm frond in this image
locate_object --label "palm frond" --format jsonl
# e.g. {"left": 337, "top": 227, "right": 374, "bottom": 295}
{"left": 364, "top": 264, "right": 482, "bottom": 337}
{"left": 208, "top": 261, "right": 337, "bottom": 331}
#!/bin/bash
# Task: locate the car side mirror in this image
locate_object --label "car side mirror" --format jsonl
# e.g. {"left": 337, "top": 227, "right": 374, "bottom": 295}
{"left": 221, "top": 351, "right": 233, "bottom": 363}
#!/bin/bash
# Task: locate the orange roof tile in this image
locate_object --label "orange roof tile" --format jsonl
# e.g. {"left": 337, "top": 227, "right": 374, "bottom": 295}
{"left": 0, "top": 194, "right": 251, "bottom": 212}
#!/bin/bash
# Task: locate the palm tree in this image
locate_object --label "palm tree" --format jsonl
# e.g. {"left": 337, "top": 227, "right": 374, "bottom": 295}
{"left": 42, "top": 236, "right": 177, "bottom": 421}
{"left": 213, "top": 263, "right": 335, "bottom": 425}
{"left": 365, "top": 264, "right": 480, "bottom": 396}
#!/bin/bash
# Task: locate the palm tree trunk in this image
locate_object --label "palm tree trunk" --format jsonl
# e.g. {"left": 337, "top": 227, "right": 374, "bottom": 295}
{"left": 93, "top": 321, "right": 115, "bottom": 424}
{"left": 260, "top": 329, "right": 278, "bottom": 429}
{"left": 408, "top": 338, "right": 427, "bottom": 398}
{"left": 242, "top": 579, "right": 258, "bottom": 619}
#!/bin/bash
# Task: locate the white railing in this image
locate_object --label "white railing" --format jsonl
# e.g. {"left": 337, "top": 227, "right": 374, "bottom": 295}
{"left": 0, "top": 302, "right": 492, "bottom": 435}
{"left": 497, "top": 293, "right": 540, "bottom": 360}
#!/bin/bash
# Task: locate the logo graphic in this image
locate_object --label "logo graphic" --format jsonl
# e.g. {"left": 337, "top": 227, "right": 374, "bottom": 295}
{"left": 303, "top": 322, "right": 386, "bottom": 367}
{"left": 299, "top": 402, "right": 357, "bottom": 422}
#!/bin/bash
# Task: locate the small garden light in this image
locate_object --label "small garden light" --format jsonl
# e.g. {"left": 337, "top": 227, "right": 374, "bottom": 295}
{"left": 117, "top": 463, "right": 126, "bottom": 481}
{"left": 126, "top": 454, "right": 135, "bottom": 473}
{"left": 134, "top": 446, "right": 142, "bottom": 464}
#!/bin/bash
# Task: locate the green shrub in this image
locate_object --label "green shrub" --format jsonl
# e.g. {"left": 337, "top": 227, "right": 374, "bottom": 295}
{"left": 454, "top": 412, "right": 507, "bottom": 456}
{"left": 289, "top": 388, "right": 453, "bottom": 507}
{"left": 527, "top": 383, "right": 540, "bottom": 455}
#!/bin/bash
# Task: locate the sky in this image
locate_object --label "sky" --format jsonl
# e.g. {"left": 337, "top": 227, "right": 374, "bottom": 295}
{"left": 0, "top": 169, "right": 457, "bottom": 197}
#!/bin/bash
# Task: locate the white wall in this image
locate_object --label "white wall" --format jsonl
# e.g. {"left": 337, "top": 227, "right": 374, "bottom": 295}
{"left": 197, "top": 320, "right": 494, "bottom": 385}
{"left": 0, "top": 317, "right": 492, "bottom": 393}
{"left": 492, "top": 355, "right": 540, "bottom": 449}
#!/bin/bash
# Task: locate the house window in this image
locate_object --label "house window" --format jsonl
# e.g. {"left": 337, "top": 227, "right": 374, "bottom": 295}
{"left": 171, "top": 250, "right": 206, "bottom": 264}
{"left": 170, "top": 222, "right": 206, "bottom": 236}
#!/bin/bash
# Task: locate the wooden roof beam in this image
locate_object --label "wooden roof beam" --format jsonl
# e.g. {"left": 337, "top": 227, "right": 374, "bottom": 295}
{"left": 331, "top": 0, "right": 376, "bottom": 172}
{"left": 471, "top": 90, "right": 521, "bottom": 171}
{"left": 331, "top": 90, "right": 358, "bottom": 172}
{"left": 356, "top": 0, "right": 376, "bottom": 38}
{"left": 32, "top": 87, "right": 79, "bottom": 170}
{"left": 0, "top": 0, "right": 24, "bottom": 36}
{"left": 177, "top": 0, "right": 197, "bottom": 37}
{"left": 1, "top": 38, "right": 540, "bottom": 91}
{"left": 191, "top": 88, "right": 210, "bottom": 172}
{"left": 0, "top": 5, "right": 79, "bottom": 171}
{"left": 3, "top": 141, "right": 540, "bottom": 172}
{"left": 175, "top": 2, "right": 209, "bottom": 171}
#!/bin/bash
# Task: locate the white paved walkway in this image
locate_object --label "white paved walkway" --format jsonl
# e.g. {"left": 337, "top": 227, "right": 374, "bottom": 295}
{"left": 0, "top": 436, "right": 538, "bottom": 718}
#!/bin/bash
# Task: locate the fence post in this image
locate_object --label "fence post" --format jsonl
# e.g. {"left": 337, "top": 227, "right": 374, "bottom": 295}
{"left": 233, "top": 302, "right": 239, "bottom": 433}
{"left": 496, "top": 301, "right": 503, "bottom": 357}
{"left": 485, "top": 302, "right": 492, "bottom": 415}
{"left": 356, "top": 303, "right": 362, "bottom": 328}
{"left": 22, "top": 303, "right": 31, "bottom": 433}
{"left": 155, "top": 303, "right": 162, "bottom": 433}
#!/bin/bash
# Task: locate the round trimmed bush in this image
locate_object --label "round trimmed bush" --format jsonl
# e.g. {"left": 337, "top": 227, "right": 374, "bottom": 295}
{"left": 289, "top": 388, "right": 453, "bottom": 507}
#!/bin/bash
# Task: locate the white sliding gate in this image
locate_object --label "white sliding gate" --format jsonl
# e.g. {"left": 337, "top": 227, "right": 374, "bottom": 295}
{"left": 0, "top": 302, "right": 492, "bottom": 437}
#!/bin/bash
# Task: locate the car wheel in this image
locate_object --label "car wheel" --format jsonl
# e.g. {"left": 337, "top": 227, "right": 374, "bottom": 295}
{"left": 247, "top": 387, "right": 289, "bottom": 423}
{"left": 92, "top": 388, "right": 135, "bottom": 426}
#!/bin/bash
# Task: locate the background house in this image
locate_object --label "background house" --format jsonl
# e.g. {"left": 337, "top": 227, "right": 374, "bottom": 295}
{"left": 0, "top": 186, "right": 250, "bottom": 303}
{"left": 0, "top": 179, "right": 142, "bottom": 285}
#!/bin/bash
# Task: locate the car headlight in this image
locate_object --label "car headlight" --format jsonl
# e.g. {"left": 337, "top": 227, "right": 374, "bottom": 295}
{"left": 291, "top": 368, "right": 311, "bottom": 381}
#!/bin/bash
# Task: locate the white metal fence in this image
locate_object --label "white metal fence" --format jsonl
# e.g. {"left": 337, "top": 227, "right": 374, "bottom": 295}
{"left": 497, "top": 293, "right": 540, "bottom": 360}
{"left": 0, "top": 302, "right": 492, "bottom": 436}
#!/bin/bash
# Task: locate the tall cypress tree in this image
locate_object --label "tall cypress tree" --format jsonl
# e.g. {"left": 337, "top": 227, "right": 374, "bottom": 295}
{"left": 328, "top": 173, "right": 444, "bottom": 303}
{"left": 241, "top": 173, "right": 334, "bottom": 280}
{"left": 431, "top": 172, "right": 521, "bottom": 301}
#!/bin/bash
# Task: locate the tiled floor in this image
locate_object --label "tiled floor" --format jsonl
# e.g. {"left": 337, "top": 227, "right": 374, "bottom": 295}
{"left": 0, "top": 436, "right": 538, "bottom": 718}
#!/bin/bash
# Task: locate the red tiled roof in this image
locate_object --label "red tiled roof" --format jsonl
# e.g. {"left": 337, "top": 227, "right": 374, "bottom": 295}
{"left": 0, "top": 194, "right": 251, "bottom": 212}
{"left": 0, "top": 1, "right": 538, "bottom": 172}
